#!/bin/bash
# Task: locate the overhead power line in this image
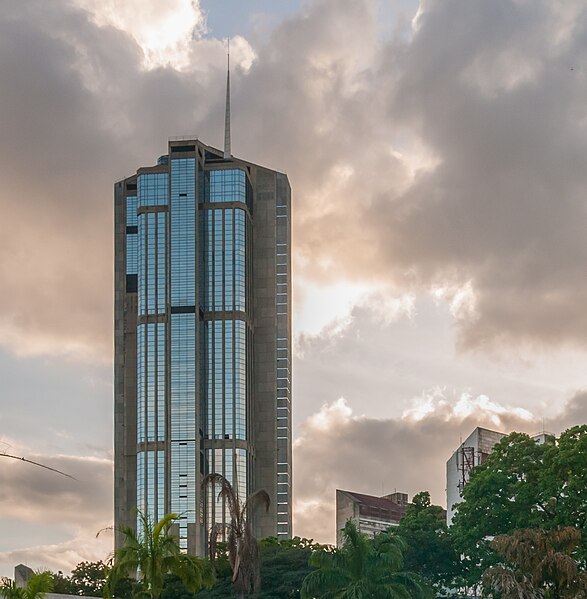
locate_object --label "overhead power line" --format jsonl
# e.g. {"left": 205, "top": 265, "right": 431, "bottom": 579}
{"left": 0, "top": 452, "right": 77, "bottom": 480}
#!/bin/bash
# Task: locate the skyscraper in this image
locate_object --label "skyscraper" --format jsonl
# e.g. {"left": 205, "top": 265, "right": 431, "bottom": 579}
{"left": 114, "top": 71, "right": 292, "bottom": 554}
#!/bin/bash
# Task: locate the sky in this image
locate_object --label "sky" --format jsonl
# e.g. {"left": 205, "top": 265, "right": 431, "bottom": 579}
{"left": 1, "top": 0, "right": 587, "bottom": 577}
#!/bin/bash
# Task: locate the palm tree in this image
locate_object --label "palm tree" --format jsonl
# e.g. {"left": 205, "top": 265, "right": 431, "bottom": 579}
{"left": 203, "top": 473, "right": 270, "bottom": 598}
{"left": 301, "top": 520, "right": 432, "bottom": 599}
{"left": 105, "top": 511, "right": 214, "bottom": 599}
{"left": 0, "top": 571, "right": 53, "bottom": 599}
{"left": 483, "top": 527, "right": 587, "bottom": 599}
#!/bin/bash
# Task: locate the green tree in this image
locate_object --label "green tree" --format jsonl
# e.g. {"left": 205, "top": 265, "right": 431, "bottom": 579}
{"left": 52, "top": 560, "right": 135, "bottom": 598}
{"left": 301, "top": 520, "right": 431, "bottom": 599}
{"left": 451, "top": 426, "right": 587, "bottom": 583}
{"left": 256, "top": 537, "right": 323, "bottom": 599}
{"left": 0, "top": 572, "right": 53, "bottom": 599}
{"left": 203, "top": 473, "right": 270, "bottom": 599}
{"left": 396, "top": 491, "right": 460, "bottom": 593}
{"left": 482, "top": 527, "right": 587, "bottom": 599}
{"left": 192, "top": 536, "right": 326, "bottom": 598}
{"left": 106, "top": 511, "right": 214, "bottom": 599}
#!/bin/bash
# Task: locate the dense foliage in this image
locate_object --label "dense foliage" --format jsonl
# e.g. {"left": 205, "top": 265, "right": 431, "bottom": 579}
{"left": 0, "top": 572, "right": 53, "bottom": 599}
{"left": 189, "top": 536, "right": 324, "bottom": 598}
{"left": 52, "top": 561, "right": 136, "bottom": 598}
{"left": 451, "top": 425, "right": 587, "bottom": 583}
{"left": 52, "top": 561, "right": 107, "bottom": 597}
{"left": 106, "top": 511, "right": 213, "bottom": 599}
{"left": 301, "top": 520, "right": 432, "bottom": 599}
{"left": 483, "top": 527, "right": 587, "bottom": 599}
{"left": 396, "top": 491, "right": 460, "bottom": 594}
{"left": 202, "top": 473, "right": 270, "bottom": 598}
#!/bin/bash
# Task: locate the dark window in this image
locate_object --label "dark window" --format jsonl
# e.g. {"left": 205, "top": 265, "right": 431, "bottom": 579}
{"left": 126, "top": 225, "right": 138, "bottom": 234}
{"left": 126, "top": 274, "right": 138, "bottom": 293}
{"left": 171, "top": 145, "right": 196, "bottom": 153}
{"left": 126, "top": 183, "right": 137, "bottom": 191}
{"left": 171, "top": 305, "right": 195, "bottom": 314}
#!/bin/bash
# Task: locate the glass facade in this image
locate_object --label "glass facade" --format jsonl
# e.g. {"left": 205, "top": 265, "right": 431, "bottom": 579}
{"left": 200, "top": 169, "right": 248, "bottom": 205}
{"left": 135, "top": 172, "right": 168, "bottom": 530}
{"left": 199, "top": 168, "right": 250, "bottom": 532}
{"left": 117, "top": 141, "right": 291, "bottom": 555}
{"left": 199, "top": 208, "right": 246, "bottom": 312}
{"left": 171, "top": 159, "right": 196, "bottom": 307}
{"left": 126, "top": 196, "right": 138, "bottom": 275}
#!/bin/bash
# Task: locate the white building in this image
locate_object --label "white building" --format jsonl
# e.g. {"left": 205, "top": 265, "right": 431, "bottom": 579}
{"left": 446, "top": 427, "right": 555, "bottom": 525}
{"left": 446, "top": 427, "right": 506, "bottom": 525}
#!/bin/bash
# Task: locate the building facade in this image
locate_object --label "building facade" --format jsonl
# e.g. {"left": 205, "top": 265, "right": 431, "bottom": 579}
{"left": 114, "top": 139, "right": 292, "bottom": 554}
{"left": 335, "top": 489, "right": 409, "bottom": 546}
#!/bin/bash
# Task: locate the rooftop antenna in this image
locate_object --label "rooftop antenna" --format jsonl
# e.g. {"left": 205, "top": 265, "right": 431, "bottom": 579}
{"left": 224, "top": 38, "right": 231, "bottom": 159}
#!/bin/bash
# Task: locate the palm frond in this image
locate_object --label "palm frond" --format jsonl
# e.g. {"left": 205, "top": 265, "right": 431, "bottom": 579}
{"left": 242, "top": 489, "right": 270, "bottom": 519}
{"left": 202, "top": 473, "right": 241, "bottom": 529}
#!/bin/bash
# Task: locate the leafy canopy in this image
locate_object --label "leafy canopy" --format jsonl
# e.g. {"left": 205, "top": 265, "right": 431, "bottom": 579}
{"left": 451, "top": 426, "right": 587, "bottom": 582}
{"left": 0, "top": 571, "right": 53, "bottom": 599}
{"left": 301, "top": 519, "right": 432, "bottom": 599}
{"left": 106, "top": 511, "right": 213, "bottom": 599}
{"left": 193, "top": 536, "right": 327, "bottom": 598}
{"left": 483, "top": 527, "right": 587, "bottom": 599}
{"left": 396, "top": 491, "right": 460, "bottom": 592}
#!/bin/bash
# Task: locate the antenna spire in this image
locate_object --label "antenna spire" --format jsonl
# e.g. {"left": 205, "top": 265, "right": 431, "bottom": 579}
{"left": 224, "top": 38, "right": 231, "bottom": 159}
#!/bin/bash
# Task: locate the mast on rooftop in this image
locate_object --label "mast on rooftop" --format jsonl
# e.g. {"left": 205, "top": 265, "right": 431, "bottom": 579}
{"left": 224, "top": 38, "right": 231, "bottom": 159}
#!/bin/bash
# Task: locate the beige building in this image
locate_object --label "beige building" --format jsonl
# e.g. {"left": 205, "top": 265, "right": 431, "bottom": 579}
{"left": 336, "top": 489, "right": 409, "bottom": 545}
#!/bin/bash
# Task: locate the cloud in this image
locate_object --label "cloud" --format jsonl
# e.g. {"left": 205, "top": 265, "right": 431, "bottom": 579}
{"left": 0, "top": 453, "right": 112, "bottom": 524}
{"left": 293, "top": 387, "right": 587, "bottom": 544}
{"left": 0, "top": 532, "right": 112, "bottom": 581}
{"left": 2, "top": 0, "right": 587, "bottom": 360}
{"left": 366, "top": 0, "right": 587, "bottom": 350}
{"left": 0, "top": 451, "right": 113, "bottom": 576}
{"left": 75, "top": 0, "right": 207, "bottom": 70}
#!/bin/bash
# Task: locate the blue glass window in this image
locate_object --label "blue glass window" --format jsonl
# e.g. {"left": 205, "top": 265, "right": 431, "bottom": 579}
{"left": 206, "top": 448, "right": 247, "bottom": 530}
{"left": 138, "top": 173, "right": 169, "bottom": 207}
{"left": 199, "top": 207, "right": 246, "bottom": 312}
{"left": 171, "top": 159, "right": 196, "bottom": 306}
{"left": 205, "top": 318, "right": 246, "bottom": 442}
{"left": 137, "top": 323, "right": 165, "bottom": 444}
{"left": 126, "top": 235, "right": 138, "bottom": 275}
{"left": 201, "top": 169, "right": 247, "bottom": 204}
{"left": 137, "top": 324, "right": 145, "bottom": 443}
{"left": 126, "top": 196, "right": 138, "bottom": 226}
{"left": 170, "top": 312, "right": 197, "bottom": 550}
{"left": 137, "top": 212, "right": 166, "bottom": 316}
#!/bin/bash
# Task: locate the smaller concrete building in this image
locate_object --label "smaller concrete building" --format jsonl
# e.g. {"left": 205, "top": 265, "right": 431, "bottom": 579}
{"left": 336, "top": 489, "right": 409, "bottom": 546}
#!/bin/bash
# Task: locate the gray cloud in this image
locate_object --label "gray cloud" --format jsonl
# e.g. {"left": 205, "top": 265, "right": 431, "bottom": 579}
{"left": 0, "top": 452, "right": 113, "bottom": 576}
{"left": 0, "top": 453, "right": 112, "bottom": 524}
{"left": 367, "top": 0, "right": 587, "bottom": 350}
{"left": 3, "top": 0, "right": 587, "bottom": 358}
